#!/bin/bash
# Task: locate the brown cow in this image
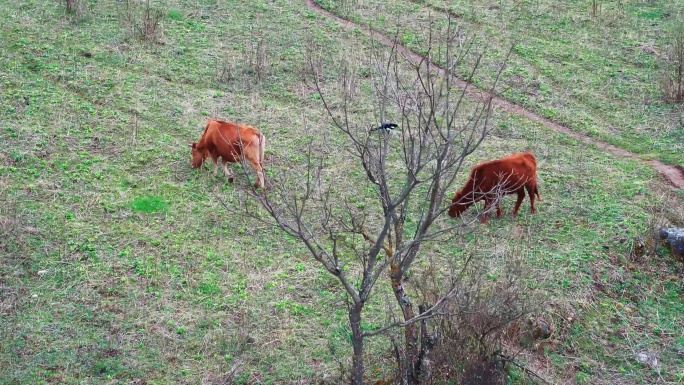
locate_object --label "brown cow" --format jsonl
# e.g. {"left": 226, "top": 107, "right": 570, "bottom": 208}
{"left": 190, "top": 120, "right": 266, "bottom": 189}
{"left": 448, "top": 152, "right": 539, "bottom": 223}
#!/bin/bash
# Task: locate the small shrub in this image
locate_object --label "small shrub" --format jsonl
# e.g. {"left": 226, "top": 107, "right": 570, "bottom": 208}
{"left": 215, "top": 30, "right": 270, "bottom": 87}
{"left": 215, "top": 54, "right": 236, "bottom": 86}
{"left": 422, "top": 240, "right": 538, "bottom": 383}
{"left": 245, "top": 35, "right": 269, "bottom": 83}
{"left": 0, "top": 207, "right": 23, "bottom": 255}
{"left": 0, "top": 186, "right": 29, "bottom": 259}
{"left": 64, "top": 0, "right": 90, "bottom": 22}
{"left": 461, "top": 356, "right": 506, "bottom": 385}
{"left": 662, "top": 21, "right": 684, "bottom": 103}
{"left": 119, "top": 0, "right": 165, "bottom": 43}
{"left": 65, "top": 0, "right": 78, "bottom": 13}
{"left": 590, "top": 0, "right": 601, "bottom": 20}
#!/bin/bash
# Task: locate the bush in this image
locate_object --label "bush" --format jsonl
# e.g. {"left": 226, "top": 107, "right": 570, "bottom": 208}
{"left": 64, "top": 0, "right": 88, "bottom": 22}
{"left": 119, "top": 0, "right": 165, "bottom": 43}
{"left": 662, "top": 21, "right": 684, "bottom": 103}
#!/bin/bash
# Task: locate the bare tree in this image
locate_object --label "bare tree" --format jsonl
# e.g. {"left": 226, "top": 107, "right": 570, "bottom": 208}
{"left": 228, "top": 16, "right": 512, "bottom": 385}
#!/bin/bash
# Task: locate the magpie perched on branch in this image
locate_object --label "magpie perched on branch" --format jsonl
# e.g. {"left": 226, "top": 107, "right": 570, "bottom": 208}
{"left": 369, "top": 122, "right": 400, "bottom": 133}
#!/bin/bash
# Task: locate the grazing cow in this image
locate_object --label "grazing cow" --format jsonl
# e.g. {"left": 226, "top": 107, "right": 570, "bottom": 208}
{"left": 190, "top": 120, "right": 266, "bottom": 189}
{"left": 448, "top": 152, "right": 539, "bottom": 224}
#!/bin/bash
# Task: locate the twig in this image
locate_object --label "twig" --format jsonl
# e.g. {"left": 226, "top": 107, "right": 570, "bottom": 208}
{"left": 495, "top": 352, "right": 553, "bottom": 385}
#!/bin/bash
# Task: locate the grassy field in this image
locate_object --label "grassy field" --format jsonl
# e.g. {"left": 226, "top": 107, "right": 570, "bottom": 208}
{"left": 1, "top": 0, "right": 683, "bottom": 384}
{"left": 315, "top": 0, "right": 684, "bottom": 167}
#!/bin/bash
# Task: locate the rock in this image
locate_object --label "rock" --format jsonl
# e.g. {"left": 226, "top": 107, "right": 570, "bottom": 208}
{"left": 641, "top": 45, "right": 657, "bottom": 55}
{"left": 533, "top": 322, "right": 551, "bottom": 340}
{"left": 635, "top": 352, "right": 649, "bottom": 363}
{"left": 631, "top": 238, "right": 646, "bottom": 258}
{"left": 659, "top": 228, "right": 684, "bottom": 262}
{"left": 524, "top": 317, "right": 552, "bottom": 341}
{"left": 635, "top": 351, "right": 658, "bottom": 369}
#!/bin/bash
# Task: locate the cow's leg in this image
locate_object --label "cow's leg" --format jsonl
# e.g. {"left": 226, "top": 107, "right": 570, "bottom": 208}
{"left": 513, "top": 189, "right": 525, "bottom": 215}
{"left": 257, "top": 167, "right": 264, "bottom": 189}
{"left": 526, "top": 184, "right": 537, "bottom": 213}
{"left": 222, "top": 160, "right": 234, "bottom": 183}
{"left": 252, "top": 163, "right": 264, "bottom": 189}
{"left": 210, "top": 153, "right": 219, "bottom": 176}
{"left": 245, "top": 150, "right": 265, "bottom": 189}
{"left": 481, "top": 198, "right": 491, "bottom": 224}
{"left": 496, "top": 202, "right": 503, "bottom": 218}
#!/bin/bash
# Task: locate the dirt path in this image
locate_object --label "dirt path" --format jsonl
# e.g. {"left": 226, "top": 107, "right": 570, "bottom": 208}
{"left": 301, "top": 0, "right": 684, "bottom": 190}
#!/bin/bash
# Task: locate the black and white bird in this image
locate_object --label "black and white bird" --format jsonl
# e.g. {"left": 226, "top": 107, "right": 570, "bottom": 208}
{"left": 370, "top": 122, "right": 400, "bottom": 133}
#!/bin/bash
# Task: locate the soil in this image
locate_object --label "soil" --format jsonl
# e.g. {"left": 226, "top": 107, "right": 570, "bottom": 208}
{"left": 302, "top": 0, "right": 684, "bottom": 190}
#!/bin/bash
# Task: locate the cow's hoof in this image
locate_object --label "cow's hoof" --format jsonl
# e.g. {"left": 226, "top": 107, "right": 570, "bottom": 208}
{"left": 228, "top": 177, "right": 234, "bottom": 183}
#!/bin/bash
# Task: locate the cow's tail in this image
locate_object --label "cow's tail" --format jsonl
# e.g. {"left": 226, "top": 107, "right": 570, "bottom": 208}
{"left": 534, "top": 184, "right": 540, "bottom": 200}
{"left": 258, "top": 133, "right": 266, "bottom": 168}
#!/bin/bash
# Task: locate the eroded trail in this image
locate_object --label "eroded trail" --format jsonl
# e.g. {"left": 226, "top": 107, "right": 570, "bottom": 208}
{"left": 302, "top": 0, "right": 684, "bottom": 190}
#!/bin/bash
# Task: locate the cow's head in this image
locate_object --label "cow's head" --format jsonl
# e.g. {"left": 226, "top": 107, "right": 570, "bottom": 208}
{"left": 190, "top": 142, "right": 206, "bottom": 169}
{"left": 448, "top": 190, "right": 472, "bottom": 218}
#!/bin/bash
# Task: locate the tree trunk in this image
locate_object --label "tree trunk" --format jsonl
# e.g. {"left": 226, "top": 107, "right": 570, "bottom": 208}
{"left": 416, "top": 304, "right": 435, "bottom": 384}
{"left": 390, "top": 264, "right": 419, "bottom": 384}
{"left": 349, "top": 303, "right": 365, "bottom": 385}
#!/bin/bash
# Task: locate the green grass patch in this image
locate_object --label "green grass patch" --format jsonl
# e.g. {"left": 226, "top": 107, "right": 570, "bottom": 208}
{"left": 130, "top": 196, "right": 168, "bottom": 213}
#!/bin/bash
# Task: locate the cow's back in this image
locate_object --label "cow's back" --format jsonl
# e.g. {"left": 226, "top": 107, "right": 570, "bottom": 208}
{"left": 202, "top": 121, "right": 261, "bottom": 162}
{"left": 472, "top": 153, "right": 536, "bottom": 191}
{"left": 516, "top": 152, "right": 537, "bottom": 173}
